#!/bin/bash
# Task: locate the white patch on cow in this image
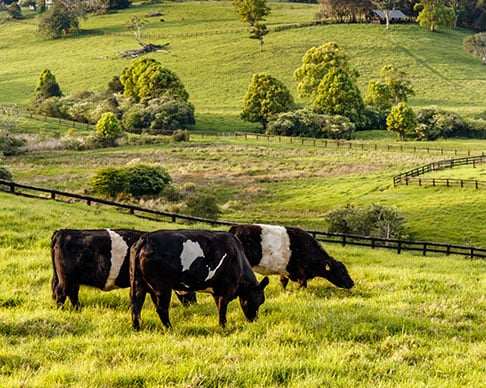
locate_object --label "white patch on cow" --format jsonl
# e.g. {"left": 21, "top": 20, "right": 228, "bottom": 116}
{"left": 255, "top": 224, "right": 291, "bottom": 275}
{"left": 103, "top": 229, "right": 129, "bottom": 291}
{"left": 180, "top": 240, "right": 205, "bottom": 272}
{"left": 205, "top": 253, "right": 227, "bottom": 281}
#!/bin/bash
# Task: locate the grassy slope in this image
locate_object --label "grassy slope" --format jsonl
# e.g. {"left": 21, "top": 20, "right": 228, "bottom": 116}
{"left": 1, "top": 192, "right": 485, "bottom": 387}
{"left": 0, "top": 1, "right": 485, "bottom": 124}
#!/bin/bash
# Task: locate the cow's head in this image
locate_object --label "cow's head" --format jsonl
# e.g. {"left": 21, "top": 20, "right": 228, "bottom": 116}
{"left": 239, "top": 276, "right": 269, "bottom": 322}
{"left": 320, "top": 257, "right": 354, "bottom": 289}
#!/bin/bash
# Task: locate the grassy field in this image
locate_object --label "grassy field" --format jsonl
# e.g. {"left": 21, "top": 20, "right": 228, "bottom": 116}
{"left": 1, "top": 192, "right": 485, "bottom": 387}
{"left": 1, "top": 0, "right": 485, "bottom": 129}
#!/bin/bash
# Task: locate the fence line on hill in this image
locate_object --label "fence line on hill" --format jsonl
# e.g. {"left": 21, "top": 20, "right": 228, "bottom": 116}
{"left": 24, "top": 112, "right": 485, "bottom": 157}
{"left": 1, "top": 179, "right": 484, "bottom": 259}
{"left": 393, "top": 155, "right": 486, "bottom": 186}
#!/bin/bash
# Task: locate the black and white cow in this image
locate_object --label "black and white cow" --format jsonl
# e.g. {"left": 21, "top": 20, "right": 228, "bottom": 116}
{"left": 51, "top": 229, "right": 196, "bottom": 308}
{"left": 130, "top": 229, "right": 269, "bottom": 329}
{"left": 229, "top": 224, "right": 354, "bottom": 290}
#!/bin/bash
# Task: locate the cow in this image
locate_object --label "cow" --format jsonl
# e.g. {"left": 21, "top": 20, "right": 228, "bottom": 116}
{"left": 51, "top": 229, "right": 196, "bottom": 309}
{"left": 229, "top": 224, "right": 354, "bottom": 290}
{"left": 130, "top": 229, "right": 269, "bottom": 330}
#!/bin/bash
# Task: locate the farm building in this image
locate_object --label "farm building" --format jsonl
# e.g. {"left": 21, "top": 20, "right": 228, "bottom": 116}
{"left": 370, "top": 10, "right": 413, "bottom": 24}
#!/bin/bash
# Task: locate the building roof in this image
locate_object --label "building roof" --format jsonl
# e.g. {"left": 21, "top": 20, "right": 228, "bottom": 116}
{"left": 373, "top": 10, "right": 409, "bottom": 19}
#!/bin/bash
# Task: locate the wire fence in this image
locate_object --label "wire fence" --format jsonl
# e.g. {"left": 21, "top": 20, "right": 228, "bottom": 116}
{"left": 1, "top": 179, "right": 484, "bottom": 259}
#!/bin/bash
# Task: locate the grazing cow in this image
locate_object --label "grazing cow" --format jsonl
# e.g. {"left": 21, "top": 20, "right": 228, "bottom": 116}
{"left": 51, "top": 229, "right": 196, "bottom": 308}
{"left": 229, "top": 224, "right": 354, "bottom": 290}
{"left": 130, "top": 229, "right": 269, "bottom": 329}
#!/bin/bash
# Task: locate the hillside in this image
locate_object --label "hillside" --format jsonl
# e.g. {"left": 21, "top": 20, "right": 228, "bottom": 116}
{"left": 0, "top": 1, "right": 485, "bottom": 128}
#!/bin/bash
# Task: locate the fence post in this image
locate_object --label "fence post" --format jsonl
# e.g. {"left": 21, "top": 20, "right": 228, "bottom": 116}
{"left": 9, "top": 182, "right": 15, "bottom": 193}
{"left": 51, "top": 192, "right": 55, "bottom": 200}
{"left": 342, "top": 235, "right": 346, "bottom": 246}
{"left": 397, "top": 241, "right": 402, "bottom": 254}
{"left": 423, "top": 244, "right": 427, "bottom": 256}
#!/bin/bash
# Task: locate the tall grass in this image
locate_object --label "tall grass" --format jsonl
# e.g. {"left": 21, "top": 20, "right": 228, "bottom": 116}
{"left": 0, "top": 193, "right": 485, "bottom": 387}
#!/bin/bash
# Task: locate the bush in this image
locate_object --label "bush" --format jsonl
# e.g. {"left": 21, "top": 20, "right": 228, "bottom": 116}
{"left": 326, "top": 203, "right": 408, "bottom": 240}
{"left": 96, "top": 112, "right": 122, "bottom": 147}
{"left": 146, "top": 97, "right": 195, "bottom": 132}
{"left": 182, "top": 192, "right": 221, "bottom": 220}
{"left": 172, "top": 129, "right": 189, "bottom": 142}
{"left": 88, "top": 163, "right": 172, "bottom": 199}
{"left": 415, "top": 107, "right": 472, "bottom": 140}
{"left": 320, "top": 114, "right": 355, "bottom": 139}
{"left": 267, "top": 108, "right": 321, "bottom": 138}
{"left": 0, "top": 166, "right": 13, "bottom": 180}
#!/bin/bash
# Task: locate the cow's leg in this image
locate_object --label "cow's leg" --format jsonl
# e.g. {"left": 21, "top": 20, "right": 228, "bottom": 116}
{"left": 130, "top": 281, "right": 147, "bottom": 331}
{"left": 213, "top": 295, "right": 228, "bottom": 328}
{"left": 175, "top": 291, "right": 197, "bottom": 306}
{"left": 66, "top": 283, "right": 80, "bottom": 309}
{"left": 155, "top": 289, "right": 173, "bottom": 329}
{"left": 280, "top": 275, "right": 289, "bottom": 289}
{"left": 51, "top": 276, "right": 67, "bottom": 307}
{"left": 298, "top": 278, "right": 308, "bottom": 288}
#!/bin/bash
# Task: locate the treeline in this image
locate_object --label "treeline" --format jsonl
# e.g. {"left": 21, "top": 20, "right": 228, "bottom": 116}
{"left": 291, "top": 0, "right": 485, "bottom": 32}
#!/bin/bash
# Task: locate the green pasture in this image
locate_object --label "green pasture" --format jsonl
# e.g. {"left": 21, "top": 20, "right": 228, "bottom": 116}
{"left": 0, "top": 192, "right": 485, "bottom": 387}
{"left": 1, "top": 0, "right": 485, "bottom": 128}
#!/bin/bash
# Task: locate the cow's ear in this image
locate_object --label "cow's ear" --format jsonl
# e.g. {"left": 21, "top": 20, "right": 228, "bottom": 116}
{"left": 260, "top": 276, "right": 270, "bottom": 289}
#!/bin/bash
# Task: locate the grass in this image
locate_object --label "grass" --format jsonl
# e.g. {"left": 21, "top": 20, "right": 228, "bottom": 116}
{"left": 1, "top": 1, "right": 485, "bottom": 126}
{"left": 0, "top": 192, "right": 485, "bottom": 387}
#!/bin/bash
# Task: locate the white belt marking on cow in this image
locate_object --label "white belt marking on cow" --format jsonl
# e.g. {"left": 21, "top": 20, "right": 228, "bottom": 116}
{"left": 180, "top": 240, "right": 227, "bottom": 282}
{"left": 205, "top": 253, "right": 227, "bottom": 281}
{"left": 180, "top": 240, "right": 205, "bottom": 271}
{"left": 104, "top": 229, "right": 129, "bottom": 291}
{"left": 255, "top": 224, "right": 291, "bottom": 275}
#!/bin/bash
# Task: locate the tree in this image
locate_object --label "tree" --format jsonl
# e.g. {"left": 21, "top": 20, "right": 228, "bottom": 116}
{"left": 414, "top": 0, "right": 456, "bottom": 32}
{"left": 294, "top": 42, "right": 359, "bottom": 99}
{"left": 365, "top": 64, "right": 414, "bottom": 109}
{"left": 233, "top": 0, "right": 270, "bottom": 50}
{"left": 7, "top": 2, "right": 23, "bottom": 19}
{"left": 312, "top": 68, "right": 365, "bottom": 127}
{"left": 386, "top": 102, "right": 417, "bottom": 140}
{"left": 241, "top": 73, "right": 294, "bottom": 131}
{"left": 119, "top": 58, "right": 189, "bottom": 102}
{"left": 37, "top": 0, "right": 85, "bottom": 39}
{"left": 96, "top": 112, "right": 121, "bottom": 146}
{"left": 33, "top": 69, "right": 62, "bottom": 105}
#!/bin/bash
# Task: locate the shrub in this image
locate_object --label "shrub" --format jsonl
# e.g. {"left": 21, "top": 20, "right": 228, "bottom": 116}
{"left": 88, "top": 163, "right": 172, "bottom": 199}
{"left": 326, "top": 203, "right": 408, "bottom": 240}
{"left": 96, "top": 112, "right": 122, "bottom": 147}
{"left": 172, "top": 129, "right": 189, "bottom": 142}
{"left": 88, "top": 167, "right": 128, "bottom": 198}
{"left": 415, "top": 107, "right": 472, "bottom": 140}
{"left": 267, "top": 108, "right": 321, "bottom": 138}
{"left": 0, "top": 166, "right": 13, "bottom": 180}
{"left": 182, "top": 192, "right": 221, "bottom": 220}
{"left": 320, "top": 114, "right": 355, "bottom": 139}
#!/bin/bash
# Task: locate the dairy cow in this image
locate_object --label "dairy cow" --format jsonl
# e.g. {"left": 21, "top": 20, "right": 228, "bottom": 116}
{"left": 229, "top": 224, "right": 354, "bottom": 290}
{"left": 130, "top": 229, "right": 269, "bottom": 329}
{"left": 51, "top": 229, "right": 196, "bottom": 308}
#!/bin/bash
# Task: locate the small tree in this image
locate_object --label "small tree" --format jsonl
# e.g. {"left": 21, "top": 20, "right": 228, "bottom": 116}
{"left": 313, "top": 68, "right": 365, "bottom": 127}
{"left": 241, "top": 72, "right": 294, "bottom": 131}
{"left": 96, "top": 112, "right": 121, "bottom": 146}
{"left": 386, "top": 102, "right": 417, "bottom": 140}
{"left": 380, "top": 65, "right": 414, "bottom": 106}
{"left": 37, "top": 0, "right": 85, "bottom": 39}
{"left": 233, "top": 0, "right": 271, "bottom": 51}
{"left": 7, "top": 2, "right": 23, "bottom": 19}
{"left": 33, "top": 69, "right": 62, "bottom": 105}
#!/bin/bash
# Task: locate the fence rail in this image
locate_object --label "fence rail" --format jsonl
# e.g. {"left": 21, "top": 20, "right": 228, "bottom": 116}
{"left": 393, "top": 155, "right": 486, "bottom": 186}
{"left": 24, "top": 113, "right": 486, "bottom": 157}
{"left": 1, "top": 179, "right": 484, "bottom": 259}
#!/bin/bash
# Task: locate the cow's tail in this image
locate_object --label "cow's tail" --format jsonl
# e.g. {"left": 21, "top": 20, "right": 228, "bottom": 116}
{"left": 129, "top": 235, "right": 147, "bottom": 330}
{"left": 50, "top": 230, "right": 61, "bottom": 302}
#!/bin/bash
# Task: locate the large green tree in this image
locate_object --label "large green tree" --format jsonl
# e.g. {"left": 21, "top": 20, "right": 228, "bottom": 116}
{"left": 312, "top": 68, "right": 365, "bottom": 127}
{"left": 119, "top": 58, "right": 189, "bottom": 102}
{"left": 37, "top": 0, "right": 85, "bottom": 39}
{"left": 293, "top": 42, "right": 359, "bottom": 99}
{"left": 241, "top": 72, "right": 294, "bottom": 131}
{"left": 414, "top": 0, "right": 456, "bottom": 31}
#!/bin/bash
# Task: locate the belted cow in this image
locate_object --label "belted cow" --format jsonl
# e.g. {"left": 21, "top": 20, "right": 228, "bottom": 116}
{"left": 51, "top": 229, "right": 196, "bottom": 308}
{"left": 130, "top": 229, "right": 269, "bottom": 329}
{"left": 229, "top": 224, "right": 354, "bottom": 290}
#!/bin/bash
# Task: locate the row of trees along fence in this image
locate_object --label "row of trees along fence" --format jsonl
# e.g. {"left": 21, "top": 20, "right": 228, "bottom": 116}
{"left": 1, "top": 178, "right": 484, "bottom": 259}
{"left": 25, "top": 112, "right": 483, "bottom": 157}
{"left": 393, "top": 154, "right": 486, "bottom": 186}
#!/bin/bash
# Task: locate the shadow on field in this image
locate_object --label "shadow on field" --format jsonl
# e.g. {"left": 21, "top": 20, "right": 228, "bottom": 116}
{"left": 0, "top": 316, "right": 92, "bottom": 338}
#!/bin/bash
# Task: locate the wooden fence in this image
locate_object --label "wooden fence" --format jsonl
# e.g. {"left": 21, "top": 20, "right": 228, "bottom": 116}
{"left": 393, "top": 154, "right": 486, "bottom": 186}
{"left": 24, "top": 112, "right": 485, "bottom": 157}
{"left": 1, "top": 179, "right": 485, "bottom": 259}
